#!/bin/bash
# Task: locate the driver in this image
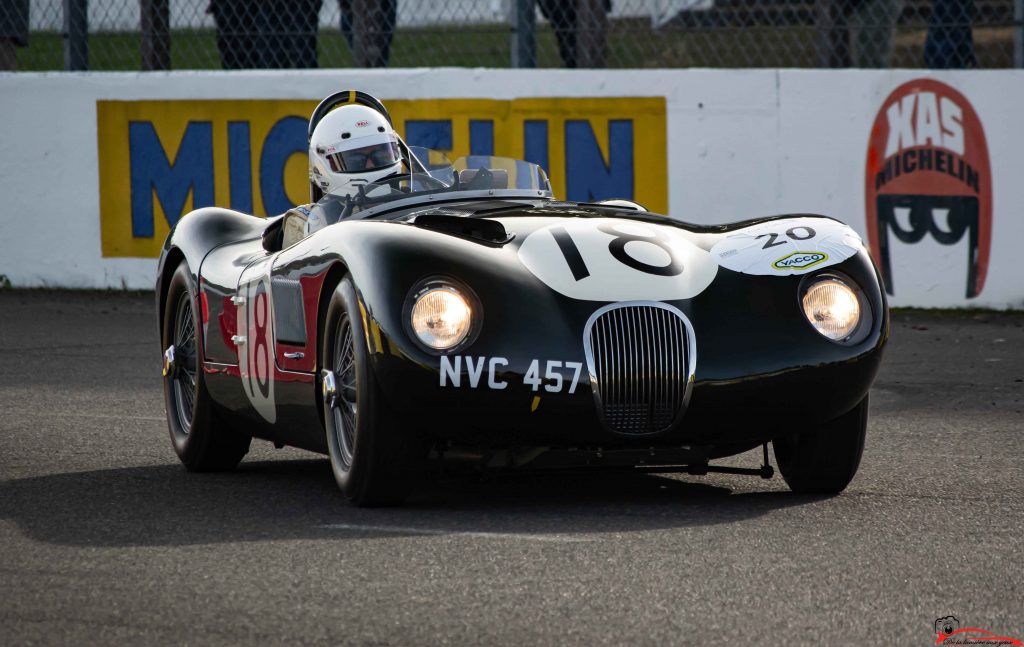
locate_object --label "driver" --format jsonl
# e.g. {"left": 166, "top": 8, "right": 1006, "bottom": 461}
{"left": 309, "top": 103, "right": 403, "bottom": 198}
{"left": 281, "top": 103, "right": 405, "bottom": 246}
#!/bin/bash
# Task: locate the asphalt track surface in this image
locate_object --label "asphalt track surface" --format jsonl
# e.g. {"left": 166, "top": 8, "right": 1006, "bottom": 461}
{"left": 1, "top": 290, "right": 1022, "bottom": 646}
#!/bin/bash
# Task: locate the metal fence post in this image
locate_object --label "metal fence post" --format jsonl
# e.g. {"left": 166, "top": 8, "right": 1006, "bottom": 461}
{"left": 511, "top": 0, "right": 536, "bottom": 68}
{"left": 1016, "top": 0, "right": 1023, "bottom": 68}
{"left": 141, "top": 0, "right": 171, "bottom": 71}
{"left": 63, "top": 0, "right": 88, "bottom": 70}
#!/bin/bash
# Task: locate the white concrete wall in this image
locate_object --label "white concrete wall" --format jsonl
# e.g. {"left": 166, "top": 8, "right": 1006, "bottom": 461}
{"left": 0, "top": 68, "right": 1020, "bottom": 308}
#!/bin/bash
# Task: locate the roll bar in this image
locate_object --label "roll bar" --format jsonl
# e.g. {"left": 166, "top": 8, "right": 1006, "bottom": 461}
{"left": 307, "top": 90, "right": 394, "bottom": 142}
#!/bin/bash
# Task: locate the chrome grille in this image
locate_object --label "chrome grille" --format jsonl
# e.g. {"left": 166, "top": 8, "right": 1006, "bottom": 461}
{"left": 583, "top": 302, "right": 695, "bottom": 435}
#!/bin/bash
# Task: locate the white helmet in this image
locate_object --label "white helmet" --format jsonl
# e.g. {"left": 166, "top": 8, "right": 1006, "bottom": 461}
{"left": 309, "top": 104, "right": 403, "bottom": 199}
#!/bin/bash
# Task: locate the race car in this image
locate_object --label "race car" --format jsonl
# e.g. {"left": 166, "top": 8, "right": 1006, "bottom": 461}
{"left": 156, "top": 90, "right": 888, "bottom": 505}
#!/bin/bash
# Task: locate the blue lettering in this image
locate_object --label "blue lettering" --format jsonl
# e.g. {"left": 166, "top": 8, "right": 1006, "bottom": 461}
{"left": 565, "top": 120, "right": 633, "bottom": 202}
{"left": 405, "top": 120, "right": 452, "bottom": 151}
{"left": 259, "top": 116, "right": 306, "bottom": 216}
{"left": 469, "top": 120, "right": 494, "bottom": 156}
{"left": 129, "top": 121, "right": 213, "bottom": 237}
{"left": 228, "top": 121, "right": 253, "bottom": 214}
{"left": 523, "top": 120, "right": 548, "bottom": 174}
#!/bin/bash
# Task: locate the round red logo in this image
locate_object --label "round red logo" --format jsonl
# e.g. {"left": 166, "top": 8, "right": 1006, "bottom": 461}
{"left": 865, "top": 79, "right": 991, "bottom": 299}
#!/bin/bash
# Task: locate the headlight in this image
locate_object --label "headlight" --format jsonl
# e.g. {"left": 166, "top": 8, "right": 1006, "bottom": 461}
{"left": 410, "top": 285, "right": 473, "bottom": 350}
{"left": 801, "top": 277, "right": 861, "bottom": 341}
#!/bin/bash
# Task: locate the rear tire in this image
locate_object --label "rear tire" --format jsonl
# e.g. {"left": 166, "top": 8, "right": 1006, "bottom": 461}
{"left": 321, "top": 276, "right": 427, "bottom": 506}
{"left": 162, "top": 261, "right": 251, "bottom": 471}
{"left": 773, "top": 396, "right": 868, "bottom": 494}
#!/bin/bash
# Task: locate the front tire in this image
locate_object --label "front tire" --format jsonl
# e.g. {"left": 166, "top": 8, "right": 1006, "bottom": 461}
{"left": 773, "top": 396, "right": 868, "bottom": 494}
{"left": 162, "top": 261, "right": 251, "bottom": 471}
{"left": 321, "top": 275, "right": 426, "bottom": 506}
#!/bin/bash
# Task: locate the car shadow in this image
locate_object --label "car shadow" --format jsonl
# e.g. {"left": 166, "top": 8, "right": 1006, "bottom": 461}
{"left": 0, "top": 458, "right": 830, "bottom": 548}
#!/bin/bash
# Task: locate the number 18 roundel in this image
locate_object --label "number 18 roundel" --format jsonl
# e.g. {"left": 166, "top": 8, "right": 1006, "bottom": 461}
{"left": 517, "top": 218, "right": 718, "bottom": 302}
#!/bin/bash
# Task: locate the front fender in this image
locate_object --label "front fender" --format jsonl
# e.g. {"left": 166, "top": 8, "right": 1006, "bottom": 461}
{"left": 156, "top": 208, "right": 269, "bottom": 331}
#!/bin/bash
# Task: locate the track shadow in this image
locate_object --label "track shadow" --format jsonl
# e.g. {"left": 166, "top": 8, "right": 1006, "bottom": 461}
{"left": 0, "top": 458, "right": 828, "bottom": 548}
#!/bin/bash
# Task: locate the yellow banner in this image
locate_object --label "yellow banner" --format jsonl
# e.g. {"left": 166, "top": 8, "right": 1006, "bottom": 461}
{"left": 97, "top": 97, "right": 667, "bottom": 258}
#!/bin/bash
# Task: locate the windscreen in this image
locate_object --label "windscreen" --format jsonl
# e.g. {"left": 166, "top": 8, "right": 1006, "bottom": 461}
{"left": 355, "top": 148, "right": 553, "bottom": 204}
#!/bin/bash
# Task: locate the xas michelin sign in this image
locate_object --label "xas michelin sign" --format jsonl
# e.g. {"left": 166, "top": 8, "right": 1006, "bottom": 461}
{"left": 865, "top": 79, "right": 991, "bottom": 300}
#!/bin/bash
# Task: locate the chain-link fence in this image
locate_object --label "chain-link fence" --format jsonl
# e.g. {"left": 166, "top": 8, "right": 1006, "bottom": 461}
{"left": 2, "top": 0, "right": 1021, "bottom": 71}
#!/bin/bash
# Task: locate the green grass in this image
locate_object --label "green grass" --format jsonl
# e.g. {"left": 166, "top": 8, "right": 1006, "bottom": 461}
{"left": 13, "top": 23, "right": 1017, "bottom": 71}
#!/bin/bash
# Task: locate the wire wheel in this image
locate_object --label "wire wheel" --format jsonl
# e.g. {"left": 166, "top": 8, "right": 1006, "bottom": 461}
{"left": 171, "top": 292, "right": 198, "bottom": 433}
{"left": 330, "top": 311, "right": 358, "bottom": 469}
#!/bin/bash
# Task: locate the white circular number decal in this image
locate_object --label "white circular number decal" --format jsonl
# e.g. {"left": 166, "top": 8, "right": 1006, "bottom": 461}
{"left": 709, "top": 217, "right": 863, "bottom": 276}
{"left": 518, "top": 218, "right": 718, "bottom": 301}
{"left": 237, "top": 265, "right": 276, "bottom": 424}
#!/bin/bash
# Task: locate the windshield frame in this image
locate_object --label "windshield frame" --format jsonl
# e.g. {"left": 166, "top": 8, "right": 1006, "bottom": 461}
{"left": 349, "top": 187, "right": 554, "bottom": 220}
{"left": 340, "top": 149, "right": 553, "bottom": 217}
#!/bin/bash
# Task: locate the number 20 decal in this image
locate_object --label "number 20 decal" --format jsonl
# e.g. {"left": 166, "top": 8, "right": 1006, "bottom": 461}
{"left": 517, "top": 218, "right": 718, "bottom": 302}
{"left": 709, "top": 217, "right": 862, "bottom": 276}
{"left": 755, "top": 226, "right": 816, "bottom": 249}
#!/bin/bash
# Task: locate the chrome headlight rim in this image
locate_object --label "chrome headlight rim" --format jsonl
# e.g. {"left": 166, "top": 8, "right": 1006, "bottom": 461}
{"left": 402, "top": 276, "right": 481, "bottom": 355}
{"left": 798, "top": 271, "right": 871, "bottom": 346}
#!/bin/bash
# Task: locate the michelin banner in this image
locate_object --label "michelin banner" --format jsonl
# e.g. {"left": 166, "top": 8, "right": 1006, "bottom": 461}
{"left": 97, "top": 97, "right": 666, "bottom": 257}
{"left": 0, "top": 69, "right": 1021, "bottom": 308}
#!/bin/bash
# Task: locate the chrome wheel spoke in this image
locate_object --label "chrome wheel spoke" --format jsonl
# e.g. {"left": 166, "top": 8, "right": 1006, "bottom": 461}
{"left": 171, "top": 292, "right": 197, "bottom": 433}
{"left": 181, "top": 350, "right": 197, "bottom": 374}
{"left": 337, "top": 356, "right": 355, "bottom": 378}
{"left": 329, "top": 311, "right": 358, "bottom": 470}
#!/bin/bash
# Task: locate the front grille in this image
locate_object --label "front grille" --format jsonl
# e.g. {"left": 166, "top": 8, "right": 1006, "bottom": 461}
{"left": 583, "top": 303, "right": 695, "bottom": 435}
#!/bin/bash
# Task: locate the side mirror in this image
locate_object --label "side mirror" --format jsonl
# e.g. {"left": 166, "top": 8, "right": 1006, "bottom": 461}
{"left": 261, "top": 216, "right": 284, "bottom": 253}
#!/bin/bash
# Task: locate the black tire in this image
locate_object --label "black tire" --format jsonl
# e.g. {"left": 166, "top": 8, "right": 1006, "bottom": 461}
{"left": 321, "top": 275, "right": 427, "bottom": 506}
{"left": 773, "top": 396, "right": 868, "bottom": 494}
{"left": 162, "top": 261, "right": 251, "bottom": 471}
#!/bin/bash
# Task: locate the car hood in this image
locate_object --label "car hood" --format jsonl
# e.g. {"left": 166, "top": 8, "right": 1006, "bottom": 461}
{"left": 494, "top": 214, "right": 721, "bottom": 303}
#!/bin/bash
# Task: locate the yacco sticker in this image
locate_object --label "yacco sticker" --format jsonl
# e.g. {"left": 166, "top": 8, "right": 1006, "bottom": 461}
{"left": 518, "top": 217, "right": 718, "bottom": 301}
{"left": 772, "top": 251, "right": 828, "bottom": 270}
{"left": 865, "top": 79, "right": 991, "bottom": 299}
{"left": 710, "top": 217, "right": 861, "bottom": 276}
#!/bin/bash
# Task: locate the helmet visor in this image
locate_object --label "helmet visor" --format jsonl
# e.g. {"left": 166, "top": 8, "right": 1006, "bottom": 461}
{"left": 328, "top": 139, "right": 402, "bottom": 173}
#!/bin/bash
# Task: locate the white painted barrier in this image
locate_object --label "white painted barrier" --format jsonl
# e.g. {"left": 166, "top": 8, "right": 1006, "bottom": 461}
{"left": 0, "top": 68, "right": 1020, "bottom": 309}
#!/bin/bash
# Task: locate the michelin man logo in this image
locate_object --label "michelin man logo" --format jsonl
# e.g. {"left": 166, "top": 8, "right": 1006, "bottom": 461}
{"left": 866, "top": 79, "right": 992, "bottom": 300}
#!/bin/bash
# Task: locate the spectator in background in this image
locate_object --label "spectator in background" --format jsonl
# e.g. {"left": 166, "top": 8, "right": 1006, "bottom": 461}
{"left": 0, "top": 0, "right": 29, "bottom": 70}
{"left": 339, "top": 0, "right": 396, "bottom": 67}
{"left": 269, "top": 0, "right": 321, "bottom": 68}
{"left": 208, "top": 0, "right": 321, "bottom": 69}
{"left": 846, "top": 0, "right": 904, "bottom": 67}
{"left": 537, "top": 0, "right": 611, "bottom": 68}
{"left": 817, "top": 0, "right": 903, "bottom": 67}
{"left": 925, "top": 0, "right": 976, "bottom": 68}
